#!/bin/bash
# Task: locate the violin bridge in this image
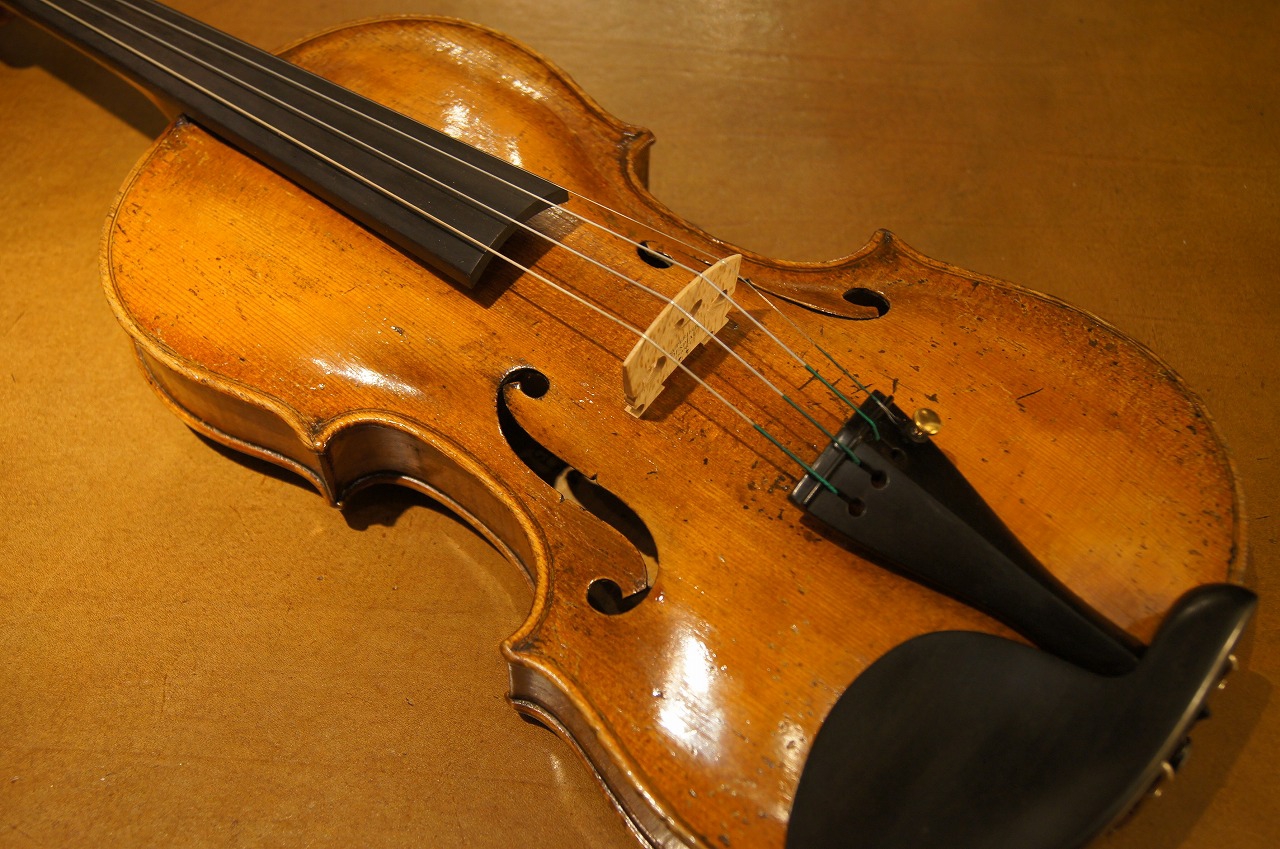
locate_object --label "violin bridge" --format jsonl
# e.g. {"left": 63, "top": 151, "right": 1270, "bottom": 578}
{"left": 622, "top": 254, "right": 741, "bottom": 417}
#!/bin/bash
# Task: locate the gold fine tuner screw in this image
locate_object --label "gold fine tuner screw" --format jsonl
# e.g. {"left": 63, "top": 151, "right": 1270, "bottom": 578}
{"left": 911, "top": 408, "right": 943, "bottom": 440}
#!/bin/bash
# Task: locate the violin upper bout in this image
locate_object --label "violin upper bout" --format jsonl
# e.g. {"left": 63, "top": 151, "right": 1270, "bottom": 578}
{"left": 276, "top": 16, "right": 660, "bottom": 202}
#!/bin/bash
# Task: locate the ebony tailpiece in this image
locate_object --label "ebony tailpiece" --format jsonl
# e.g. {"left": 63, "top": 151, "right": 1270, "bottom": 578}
{"left": 786, "top": 393, "right": 1256, "bottom": 849}
{"left": 789, "top": 392, "right": 1143, "bottom": 675}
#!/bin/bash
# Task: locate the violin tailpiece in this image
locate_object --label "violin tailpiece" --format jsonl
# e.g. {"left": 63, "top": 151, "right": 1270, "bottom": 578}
{"left": 790, "top": 391, "right": 1143, "bottom": 675}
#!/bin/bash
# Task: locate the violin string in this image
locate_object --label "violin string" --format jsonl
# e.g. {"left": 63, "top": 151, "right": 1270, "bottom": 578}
{"left": 96, "top": 0, "right": 882, "bottom": 435}
{"left": 60, "top": 0, "right": 842, "bottom": 457}
{"left": 569, "top": 193, "right": 894, "bottom": 413}
{"left": 38, "top": 0, "right": 841, "bottom": 488}
{"left": 743, "top": 281, "right": 899, "bottom": 430}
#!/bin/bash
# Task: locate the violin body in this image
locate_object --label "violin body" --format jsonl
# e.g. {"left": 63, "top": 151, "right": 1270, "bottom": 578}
{"left": 96, "top": 16, "right": 1243, "bottom": 849}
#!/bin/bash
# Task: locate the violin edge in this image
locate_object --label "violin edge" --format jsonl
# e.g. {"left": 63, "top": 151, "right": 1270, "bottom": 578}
{"left": 89, "top": 15, "right": 1251, "bottom": 849}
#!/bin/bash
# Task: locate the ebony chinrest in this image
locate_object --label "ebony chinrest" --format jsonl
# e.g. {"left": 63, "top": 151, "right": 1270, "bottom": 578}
{"left": 786, "top": 584, "right": 1255, "bottom": 849}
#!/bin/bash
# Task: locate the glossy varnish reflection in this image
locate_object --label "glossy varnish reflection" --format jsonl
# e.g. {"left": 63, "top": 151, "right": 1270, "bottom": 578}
{"left": 93, "top": 15, "right": 1241, "bottom": 849}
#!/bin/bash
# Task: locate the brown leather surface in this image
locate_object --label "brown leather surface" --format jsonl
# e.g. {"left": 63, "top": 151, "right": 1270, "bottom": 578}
{"left": 1, "top": 2, "right": 1276, "bottom": 848}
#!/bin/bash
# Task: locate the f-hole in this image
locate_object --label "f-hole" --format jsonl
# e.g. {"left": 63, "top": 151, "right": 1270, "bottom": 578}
{"left": 744, "top": 280, "right": 889, "bottom": 321}
{"left": 587, "top": 578, "right": 650, "bottom": 615}
{"left": 498, "top": 368, "right": 658, "bottom": 615}
{"left": 842, "top": 287, "right": 890, "bottom": 317}
{"left": 637, "top": 240, "right": 675, "bottom": 269}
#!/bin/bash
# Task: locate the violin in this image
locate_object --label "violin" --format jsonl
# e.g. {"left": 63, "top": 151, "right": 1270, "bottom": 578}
{"left": 1, "top": 1, "right": 1259, "bottom": 848}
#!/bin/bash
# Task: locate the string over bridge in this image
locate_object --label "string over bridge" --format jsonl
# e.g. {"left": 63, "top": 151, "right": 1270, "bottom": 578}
{"left": 622, "top": 254, "right": 741, "bottom": 417}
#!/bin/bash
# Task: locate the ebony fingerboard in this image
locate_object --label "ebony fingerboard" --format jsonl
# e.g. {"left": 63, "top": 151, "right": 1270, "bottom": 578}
{"left": 13, "top": 0, "right": 567, "bottom": 286}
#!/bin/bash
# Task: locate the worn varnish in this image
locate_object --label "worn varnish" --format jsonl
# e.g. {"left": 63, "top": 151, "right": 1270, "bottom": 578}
{"left": 89, "top": 16, "right": 1242, "bottom": 849}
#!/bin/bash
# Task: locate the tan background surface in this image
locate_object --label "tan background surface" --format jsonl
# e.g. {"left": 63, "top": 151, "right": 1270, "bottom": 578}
{"left": 1, "top": 1, "right": 1276, "bottom": 847}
